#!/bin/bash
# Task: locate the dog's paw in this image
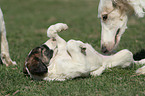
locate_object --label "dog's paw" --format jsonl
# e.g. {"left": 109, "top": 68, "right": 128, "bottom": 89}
{"left": 55, "top": 23, "right": 68, "bottom": 32}
{"left": 43, "top": 77, "right": 66, "bottom": 81}
{"left": 90, "top": 70, "right": 102, "bottom": 76}
{"left": 90, "top": 66, "right": 105, "bottom": 76}
{"left": 47, "top": 23, "right": 68, "bottom": 37}
{"left": 136, "top": 66, "right": 145, "bottom": 75}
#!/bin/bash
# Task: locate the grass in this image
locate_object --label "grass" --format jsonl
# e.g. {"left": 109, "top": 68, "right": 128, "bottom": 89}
{"left": 0, "top": 0, "right": 145, "bottom": 96}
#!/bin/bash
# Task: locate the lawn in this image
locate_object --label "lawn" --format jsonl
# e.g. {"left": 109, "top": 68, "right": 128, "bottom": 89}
{"left": 0, "top": 0, "right": 145, "bottom": 96}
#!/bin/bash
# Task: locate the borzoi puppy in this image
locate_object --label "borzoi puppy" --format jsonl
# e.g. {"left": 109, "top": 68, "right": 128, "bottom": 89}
{"left": 98, "top": 0, "right": 145, "bottom": 53}
{"left": 23, "top": 23, "right": 136, "bottom": 81}
{"left": 98, "top": 0, "right": 145, "bottom": 74}
{"left": 0, "top": 8, "right": 16, "bottom": 66}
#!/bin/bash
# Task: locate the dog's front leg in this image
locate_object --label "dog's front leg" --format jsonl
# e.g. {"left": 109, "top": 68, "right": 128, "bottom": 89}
{"left": 90, "top": 65, "right": 106, "bottom": 76}
{"left": 0, "top": 8, "right": 16, "bottom": 66}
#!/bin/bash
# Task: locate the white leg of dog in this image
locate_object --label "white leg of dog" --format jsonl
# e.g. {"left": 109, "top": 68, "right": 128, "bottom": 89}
{"left": 0, "top": 8, "right": 16, "bottom": 66}
{"left": 90, "top": 65, "right": 106, "bottom": 76}
{"left": 91, "top": 49, "right": 134, "bottom": 76}
{"left": 47, "top": 23, "right": 68, "bottom": 53}
{"left": 136, "top": 65, "right": 145, "bottom": 74}
{"left": 134, "top": 59, "right": 145, "bottom": 65}
{"left": 134, "top": 59, "right": 145, "bottom": 74}
{"left": 105, "top": 49, "right": 134, "bottom": 68}
{"left": 44, "top": 23, "right": 69, "bottom": 81}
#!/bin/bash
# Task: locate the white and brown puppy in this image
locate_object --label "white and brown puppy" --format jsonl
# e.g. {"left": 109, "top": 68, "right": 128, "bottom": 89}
{"left": 24, "top": 23, "right": 136, "bottom": 81}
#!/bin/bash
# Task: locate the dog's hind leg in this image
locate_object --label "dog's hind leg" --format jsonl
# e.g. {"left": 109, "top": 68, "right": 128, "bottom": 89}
{"left": 47, "top": 23, "right": 68, "bottom": 52}
{"left": 134, "top": 59, "right": 145, "bottom": 75}
{"left": 90, "top": 65, "right": 106, "bottom": 76}
{"left": 0, "top": 8, "right": 16, "bottom": 66}
{"left": 136, "top": 65, "right": 145, "bottom": 74}
{"left": 91, "top": 49, "right": 134, "bottom": 76}
{"left": 134, "top": 59, "right": 145, "bottom": 65}
{"left": 103, "top": 49, "right": 134, "bottom": 68}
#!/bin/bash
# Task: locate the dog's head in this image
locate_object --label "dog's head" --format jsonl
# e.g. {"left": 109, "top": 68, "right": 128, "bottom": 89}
{"left": 98, "top": 0, "right": 145, "bottom": 54}
{"left": 23, "top": 44, "right": 53, "bottom": 78}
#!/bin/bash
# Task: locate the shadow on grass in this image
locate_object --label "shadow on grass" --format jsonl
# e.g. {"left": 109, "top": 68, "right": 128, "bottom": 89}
{"left": 133, "top": 49, "right": 145, "bottom": 60}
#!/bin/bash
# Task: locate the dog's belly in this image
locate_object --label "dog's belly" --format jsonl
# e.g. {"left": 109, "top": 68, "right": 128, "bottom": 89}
{"left": 45, "top": 58, "right": 90, "bottom": 81}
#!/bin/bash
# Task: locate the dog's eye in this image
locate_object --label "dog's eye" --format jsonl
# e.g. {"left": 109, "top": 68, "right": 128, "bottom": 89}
{"left": 102, "top": 14, "right": 108, "bottom": 21}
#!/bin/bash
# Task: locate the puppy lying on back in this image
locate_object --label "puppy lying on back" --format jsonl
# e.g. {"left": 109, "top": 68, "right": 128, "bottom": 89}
{"left": 23, "top": 23, "right": 136, "bottom": 81}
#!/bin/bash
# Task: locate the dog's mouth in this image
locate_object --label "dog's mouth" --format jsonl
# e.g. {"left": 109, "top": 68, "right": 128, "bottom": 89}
{"left": 102, "top": 28, "right": 120, "bottom": 55}
{"left": 115, "top": 28, "right": 120, "bottom": 45}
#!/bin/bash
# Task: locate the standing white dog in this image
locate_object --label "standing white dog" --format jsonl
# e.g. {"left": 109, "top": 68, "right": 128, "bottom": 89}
{"left": 98, "top": 0, "right": 145, "bottom": 74}
{"left": 23, "top": 23, "right": 137, "bottom": 81}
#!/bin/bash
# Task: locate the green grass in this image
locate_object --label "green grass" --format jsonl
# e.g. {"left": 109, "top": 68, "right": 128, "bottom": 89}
{"left": 0, "top": 0, "right": 145, "bottom": 96}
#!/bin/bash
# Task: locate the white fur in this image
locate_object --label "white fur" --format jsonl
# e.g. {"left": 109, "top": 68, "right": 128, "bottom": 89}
{"left": 128, "top": 0, "right": 145, "bottom": 17}
{"left": 0, "top": 8, "right": 16, "bottom": 66}
{"left": 28, "top": 23, "right": 135, "bottom": 81}
{"left": 136, "top": 66, "right": 145, "bottom": 74}
{"left": 134, "top": 59, "right": 145, "bottom": 74}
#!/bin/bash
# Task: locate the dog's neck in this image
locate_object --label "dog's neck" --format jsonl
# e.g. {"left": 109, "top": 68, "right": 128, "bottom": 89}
{"left": 128, "top": 0, "right": 145, "bottom": 17}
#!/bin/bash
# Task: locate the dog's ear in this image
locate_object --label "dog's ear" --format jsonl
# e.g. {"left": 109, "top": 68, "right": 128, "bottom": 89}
{"left": 28, "top": 47, "right": 41, "bottom": 58}
{"left": 40, "top": 44, "right": 54, "bottom": 64}
{"left": 44, "top": 48, "right": 53, "bottom": 58}
{"left": 81, "top": 47, "right": 86, "bottom": 56}
{"left": 28, "top": 57, "right": 48, "bottom": 76}
{"left": 23, "top": 63, "right": 28, "bottom": 75}
{"left": 112, "top": 0, "right": 134, "bottom": 15}
{"left": 23, "top": 47, "right": 41, "bottom": 75}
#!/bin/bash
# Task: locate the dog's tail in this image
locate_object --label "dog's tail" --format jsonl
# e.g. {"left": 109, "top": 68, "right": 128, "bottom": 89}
{"left": 0, "top": 8, "right": 16, "bottom": 66}
{"left": 47, "top": 23, "right": 68, "bottom": 38}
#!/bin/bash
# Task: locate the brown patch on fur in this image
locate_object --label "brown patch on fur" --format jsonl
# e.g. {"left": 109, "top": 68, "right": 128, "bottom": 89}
{"left": 112, "top": 0, "right": 134, "bottom": 15}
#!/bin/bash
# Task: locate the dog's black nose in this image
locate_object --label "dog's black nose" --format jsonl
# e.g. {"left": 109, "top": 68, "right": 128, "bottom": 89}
{"left": 101, "top": 46, "right": 109, "bottom": 53}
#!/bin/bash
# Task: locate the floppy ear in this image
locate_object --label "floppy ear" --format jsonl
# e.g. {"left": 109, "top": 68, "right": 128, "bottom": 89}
{"left": 23, "top": 63, "right": 28, "bottom": 75}
{"left": 112, "top": 0, "right": 145, "bottom": 17}
{"left": 112, "top": 0, "right": 134, "bottom": 15}
{"left": 41, "top": 44, "right": 53, "bottom": 59}
{"left": 29, "top": 57, "right": 48, "bottom": 76}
